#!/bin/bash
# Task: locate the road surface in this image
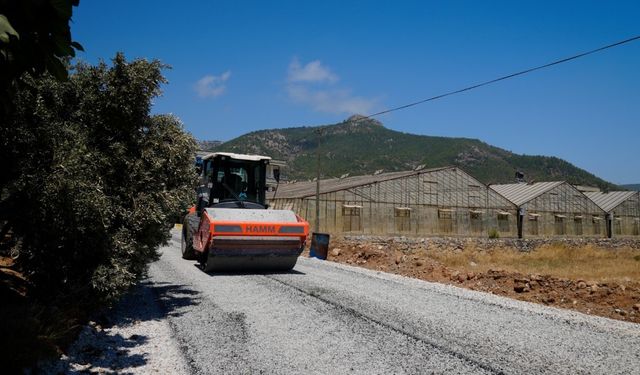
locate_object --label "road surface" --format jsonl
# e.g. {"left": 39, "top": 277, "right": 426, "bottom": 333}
{"left": 146, "top": 230, "right": 640, "bottom": 374}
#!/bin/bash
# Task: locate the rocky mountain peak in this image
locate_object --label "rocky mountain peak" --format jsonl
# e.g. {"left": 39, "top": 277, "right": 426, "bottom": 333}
{"left": 344, "top": 114, "right": 384, "bottom": 127}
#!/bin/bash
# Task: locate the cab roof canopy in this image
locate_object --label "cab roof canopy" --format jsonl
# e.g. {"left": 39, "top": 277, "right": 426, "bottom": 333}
{"left": 202, "top": 152, "right": 272, "bottom": 162}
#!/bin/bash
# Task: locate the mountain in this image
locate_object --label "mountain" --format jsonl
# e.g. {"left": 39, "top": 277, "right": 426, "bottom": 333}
{"left": 621, "top": 184, "right": 640, "bottom": 191}
{"left": 202, "top": 115, "right": 617, "bottom": 189}
{"left": 197, "top": 140, "right": 223, "bottom": 150}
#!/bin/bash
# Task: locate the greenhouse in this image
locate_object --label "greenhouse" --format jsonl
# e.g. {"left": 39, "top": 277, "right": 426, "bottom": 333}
{"left": 585, "top": 191, "right": 640, "bottom": 237}
{"left": 490, "top": 182, "right": 606, "bottom": 238}
{"left": 269, "top": 166, "right": 518, "bottom": 237}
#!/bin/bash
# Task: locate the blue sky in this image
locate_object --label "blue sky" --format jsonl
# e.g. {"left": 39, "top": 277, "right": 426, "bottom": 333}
{"left": 73, "top": 1, "right": 639, "bottom": 184}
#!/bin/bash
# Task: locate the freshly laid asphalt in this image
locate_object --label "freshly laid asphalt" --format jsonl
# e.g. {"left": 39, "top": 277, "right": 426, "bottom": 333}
{"left": 147, "top": 230, "right": 640, "bottom": 374}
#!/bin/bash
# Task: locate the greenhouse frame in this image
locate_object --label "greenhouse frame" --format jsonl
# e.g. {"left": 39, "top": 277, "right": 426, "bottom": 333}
{"left": 584, "top": 191, "right": 640, "bottom": 238}
{"left": 269, "top": 166, "right": 518, "bottom": 237}
{"left": 490, "top": 182, "right": 606, "bottom": 238}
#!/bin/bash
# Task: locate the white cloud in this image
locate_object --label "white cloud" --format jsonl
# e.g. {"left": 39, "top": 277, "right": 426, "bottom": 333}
{"left": 285, "top": 58, "right": 376, "bottom": 115}
{"left": 287, "top": 58, "right": 338, "bottom": 84}
{"left": 286, "top": 85, "right": 376, "bottom": 115}
{"left": 194, "top": 71, "right": 231, "bottom": 98}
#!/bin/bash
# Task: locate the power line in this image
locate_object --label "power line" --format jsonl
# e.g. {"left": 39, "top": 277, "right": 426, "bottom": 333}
{"left": 350, "top": 35, "right": 640, "bottom": 123}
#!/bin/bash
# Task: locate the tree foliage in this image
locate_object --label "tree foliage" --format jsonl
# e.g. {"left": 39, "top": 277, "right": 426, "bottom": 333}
{"left": 0, "top": 0, "right": 82, "bottom": 85}
{"left": 1, "top": 54, "right": 196, "bottom": 301}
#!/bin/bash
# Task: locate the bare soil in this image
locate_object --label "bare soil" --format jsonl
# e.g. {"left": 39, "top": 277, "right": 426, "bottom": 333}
{"left": 312, "top": 238, "right": 640, "bottom": 324}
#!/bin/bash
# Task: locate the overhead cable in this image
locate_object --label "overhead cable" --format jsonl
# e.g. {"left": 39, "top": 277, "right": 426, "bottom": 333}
{"left": 349, "top": 35, "right": 640, "bottom": 123}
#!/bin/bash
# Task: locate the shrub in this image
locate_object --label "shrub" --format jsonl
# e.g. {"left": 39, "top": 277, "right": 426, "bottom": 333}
{"left": 488, "top": 228, "right": 500, "bottom": 239}
{"left": 1, "top": 53, "right": 196, "bottom": 301}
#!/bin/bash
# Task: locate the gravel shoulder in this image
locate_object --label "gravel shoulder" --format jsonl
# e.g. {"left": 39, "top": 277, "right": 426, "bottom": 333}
{"left": 40, "top": 280, "right": 190, "bottom": 374}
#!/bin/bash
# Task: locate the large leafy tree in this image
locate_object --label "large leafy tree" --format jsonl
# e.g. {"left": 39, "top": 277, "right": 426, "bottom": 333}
{"left": 2, "top": 54, "right": 196, "bottom": 300}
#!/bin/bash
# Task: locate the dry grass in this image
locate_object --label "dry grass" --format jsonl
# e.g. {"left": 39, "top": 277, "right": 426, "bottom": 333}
{"left": 427, "top": 244, "right": 640, "bottom": 284}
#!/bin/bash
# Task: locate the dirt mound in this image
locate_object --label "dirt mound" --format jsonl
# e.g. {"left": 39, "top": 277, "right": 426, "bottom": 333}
{"left": 321, "top": 238, "right": 640, "bottom": 323}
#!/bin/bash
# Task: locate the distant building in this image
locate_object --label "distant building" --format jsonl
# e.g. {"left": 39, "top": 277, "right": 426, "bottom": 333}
{"left": 269, "top": 166, "right": 518, "bottom": 237}
{"left": 584, "top": 191, "right": 640, "bottom": 238}
{"left": 490, "top": 182, "right": 606, "bottom": 238}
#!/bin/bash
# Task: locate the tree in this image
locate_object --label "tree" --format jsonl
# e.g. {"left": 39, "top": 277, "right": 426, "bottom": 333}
{"left": 0, "top": 0, "right": 82, "bottom": 116}
{"left": 0, "top": 0, "right": 82, "bottom": 82}
{"left": 2, "top": 54, "right": 196, "bottom": 301}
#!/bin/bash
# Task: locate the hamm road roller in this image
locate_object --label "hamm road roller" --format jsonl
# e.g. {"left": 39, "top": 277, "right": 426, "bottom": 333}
{"left": 181, "top": 152, "right": 309, "bottom": 272}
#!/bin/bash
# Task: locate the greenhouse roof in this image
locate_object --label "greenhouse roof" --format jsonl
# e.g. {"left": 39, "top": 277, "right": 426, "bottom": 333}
{"left": 584, "top": 191, "right": 638, "bottom": 212}
{"left": 270, "top": 166, "right": 453, "bottom": 199}
{"left": 489, "top": 181, "right": 564, "bottom": 206}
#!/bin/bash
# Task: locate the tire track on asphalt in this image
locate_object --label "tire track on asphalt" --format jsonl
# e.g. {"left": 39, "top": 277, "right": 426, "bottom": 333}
{"left": 149, "top": 255, "right": 259, "bottom": 375}
{"left": 262, "top": 275, "right": 505, "bottom": 375}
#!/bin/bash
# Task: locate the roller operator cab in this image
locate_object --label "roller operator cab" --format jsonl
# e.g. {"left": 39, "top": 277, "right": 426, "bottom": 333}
{"left": 182, "top": 152, "right": 309, "bottom": 272}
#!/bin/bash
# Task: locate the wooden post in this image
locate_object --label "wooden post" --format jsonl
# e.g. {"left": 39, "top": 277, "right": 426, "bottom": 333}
{"left": 315, "top": 128, "right": 322, "bottom": 233}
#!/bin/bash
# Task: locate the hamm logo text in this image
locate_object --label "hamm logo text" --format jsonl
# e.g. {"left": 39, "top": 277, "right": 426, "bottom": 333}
{"left": 245, "top": 225, "right": 277, "bottom": 234}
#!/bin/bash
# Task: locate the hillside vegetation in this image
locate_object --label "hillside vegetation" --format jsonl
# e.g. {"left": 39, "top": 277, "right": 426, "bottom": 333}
{"left": 203, "top": 115, "right": 617, "bottom": 189}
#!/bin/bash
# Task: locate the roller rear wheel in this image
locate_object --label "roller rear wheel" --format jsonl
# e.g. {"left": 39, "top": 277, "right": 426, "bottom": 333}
{"left": 181, "top": 213, "right": 200, "bottom": 260}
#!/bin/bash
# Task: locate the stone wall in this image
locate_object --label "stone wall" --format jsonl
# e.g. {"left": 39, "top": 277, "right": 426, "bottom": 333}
{"left": 342, "top": 235, "right": 640, "bottom": 252}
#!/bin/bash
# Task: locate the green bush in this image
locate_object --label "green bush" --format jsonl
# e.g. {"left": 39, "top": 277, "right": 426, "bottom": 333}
{"left": 1, "top": 53, "right": 196, "bottom": 301}
{"left": 488, "top": 228, "right": 500, "bottom": 239}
